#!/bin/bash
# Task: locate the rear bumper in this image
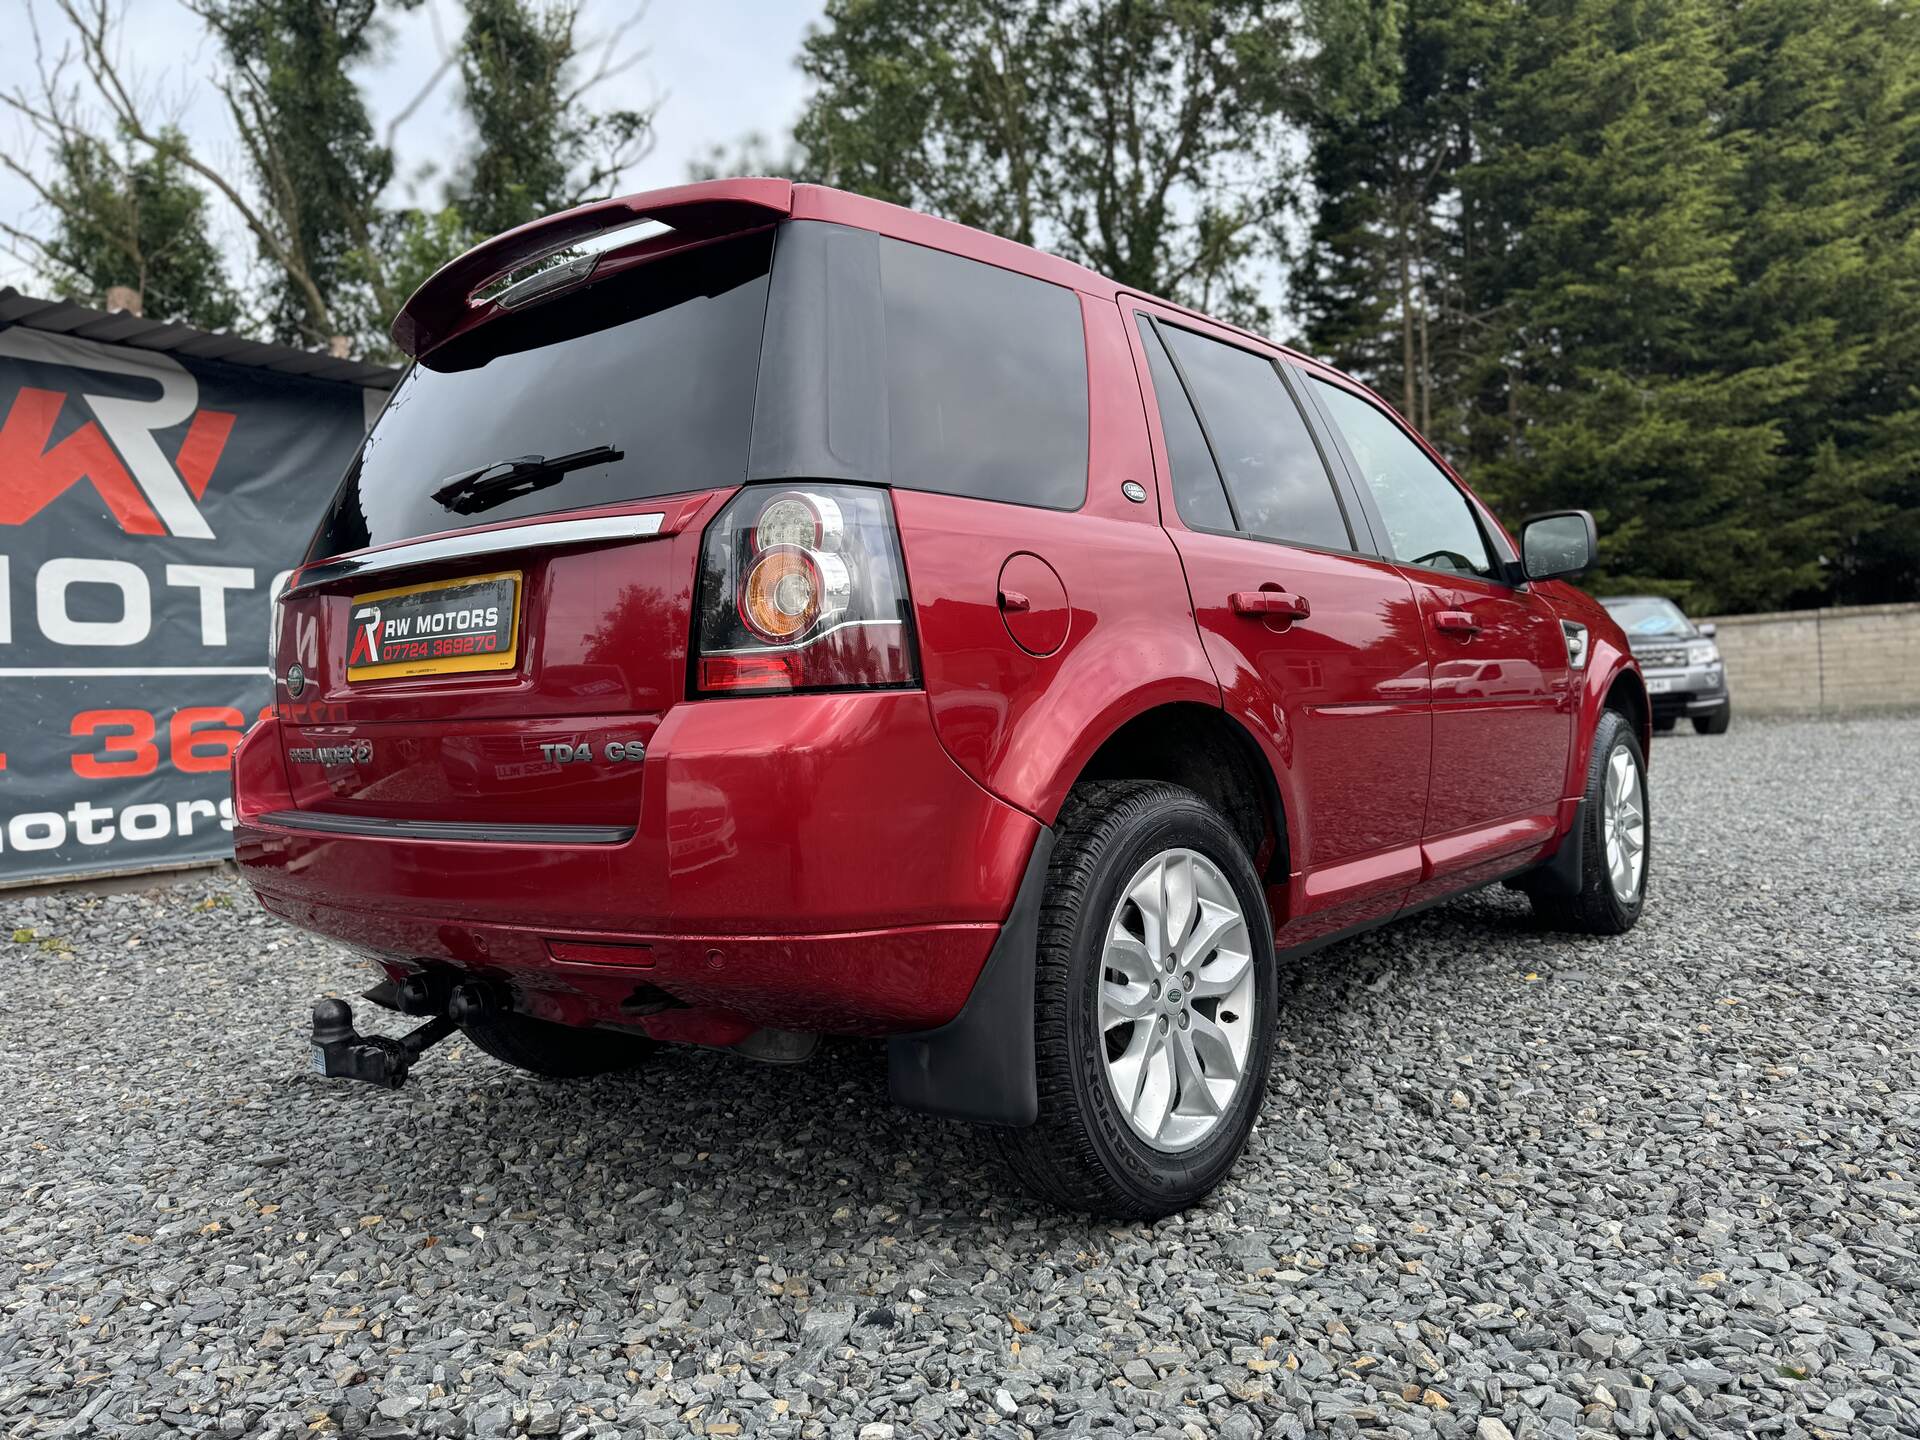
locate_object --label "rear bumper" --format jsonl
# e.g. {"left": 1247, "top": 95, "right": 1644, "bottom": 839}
{"left": 233, "top": 691, "right": 1040, "bottom": 1036}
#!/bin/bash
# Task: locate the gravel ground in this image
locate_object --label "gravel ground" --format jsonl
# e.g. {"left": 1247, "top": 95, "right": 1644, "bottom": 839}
{"left": 4, "top": 713, "right": 1918, "bottom": 1440}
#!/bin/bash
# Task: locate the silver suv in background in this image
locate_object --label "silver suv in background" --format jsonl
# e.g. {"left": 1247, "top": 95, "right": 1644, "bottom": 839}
{"left": 1600, "top": 596, "right": 1731, "bottom": 735}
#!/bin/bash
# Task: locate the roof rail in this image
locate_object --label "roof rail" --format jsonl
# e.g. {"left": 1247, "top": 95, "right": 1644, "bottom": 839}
{"left": 390, "top": 177, "right": 794, "bottom": 359}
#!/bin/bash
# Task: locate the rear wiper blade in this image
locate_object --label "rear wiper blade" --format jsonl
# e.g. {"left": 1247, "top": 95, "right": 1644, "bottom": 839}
{"left": 430, "top": 444, "right": 624, "bottom": 515}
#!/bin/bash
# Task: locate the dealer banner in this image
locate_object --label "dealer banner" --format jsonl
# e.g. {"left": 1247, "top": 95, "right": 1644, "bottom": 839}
{"left": 0, "top": 326, "right": 380, "bottom": 885}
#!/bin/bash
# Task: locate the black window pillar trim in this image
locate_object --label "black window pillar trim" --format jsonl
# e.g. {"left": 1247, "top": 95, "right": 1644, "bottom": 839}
{"left": 1138, "top": 313, "right": 1243, "bottom": 533}
{"left": 1276, "top": 358, "right": 1378, "bottom": 559}
{"left": 1294, "top": 367, "right": 1389, "bottom": 559}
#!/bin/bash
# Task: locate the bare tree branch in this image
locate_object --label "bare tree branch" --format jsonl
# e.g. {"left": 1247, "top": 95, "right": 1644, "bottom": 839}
{"left": 385, "top": 53, "right": 457, "bottom": 155}
{"left": 564, "top": 115, "right": 657, "bottom": 206}
{"left": 562, "top": 1, "right": 650, "bottom": 110}
{"left": 386, "top": 0, "right": 458, "bottom": 154}
{"left": 31, "top": 0, "right": 337, "bottom": 338}
{"left": 0, "top": 217, "right": 64, "bottom": 270}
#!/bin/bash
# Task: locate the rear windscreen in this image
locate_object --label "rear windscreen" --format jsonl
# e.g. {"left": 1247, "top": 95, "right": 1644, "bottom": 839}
{"left": 308, "top": 230, "right": 774, "bottom": 560}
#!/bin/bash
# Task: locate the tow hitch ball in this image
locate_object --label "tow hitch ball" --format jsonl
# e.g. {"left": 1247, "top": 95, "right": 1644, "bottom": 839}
{"left": 309, "top": 997, "right": 455, "bottom": 1089}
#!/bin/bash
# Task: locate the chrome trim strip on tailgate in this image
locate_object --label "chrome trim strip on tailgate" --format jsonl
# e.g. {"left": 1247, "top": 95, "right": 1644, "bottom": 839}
{"left": 288, "top": 512, "right": 666, "bottom": 596}
{"left": 255, "top": 810, "right": 634, "bottom": 845}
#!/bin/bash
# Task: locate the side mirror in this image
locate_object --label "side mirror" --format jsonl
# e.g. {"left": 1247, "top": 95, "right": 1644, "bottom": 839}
{"left": 1698, "top": 621, "right": 1717, "bottom": 638}
{"left": 1520, "top": 510, "right": 1597, "bottom": 582}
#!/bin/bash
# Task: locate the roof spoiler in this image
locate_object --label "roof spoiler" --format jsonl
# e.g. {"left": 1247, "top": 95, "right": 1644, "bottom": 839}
{"left": 390, "top": 177, "right": 795, "bottom": 360}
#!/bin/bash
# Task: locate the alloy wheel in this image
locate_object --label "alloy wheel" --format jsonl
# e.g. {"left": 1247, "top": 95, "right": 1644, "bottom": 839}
{"left": 1603, "top": 745, "right": 1646, "bottom": 901}
{"left": 1096, "top": 848, "right": 1256, "bottom": 1152}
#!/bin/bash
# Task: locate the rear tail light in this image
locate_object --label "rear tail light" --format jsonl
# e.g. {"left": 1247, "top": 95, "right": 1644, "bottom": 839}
{"left": 750, "top": 489, "right": 844, "bottom": 551}
{"left": 692, "top": 483, "right": 919, "bottom": 694}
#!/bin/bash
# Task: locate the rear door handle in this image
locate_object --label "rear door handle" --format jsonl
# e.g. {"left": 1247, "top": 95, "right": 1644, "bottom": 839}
{"left": 1433, "top": 609, "right": 1480, "bottom": 635}
{"left": 998, "top": 589, "right": 1031, "bottom": 613}
{"left": 1229, "top": 589, "right": 1311, "bottom": 620}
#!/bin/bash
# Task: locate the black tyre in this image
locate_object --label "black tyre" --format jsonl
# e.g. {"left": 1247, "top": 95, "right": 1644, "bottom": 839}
{"left": 459, "top": 1008, "right": 654, "bottom": 1078}
{"left": 997, "top": 780, "right": 1276, "bottom": 1218}
{"left": 1691, "top": 702, "right": 1732, "bottom": 736}
{"left": 1530, "top": 709, "right": 1648, "bottom": 934}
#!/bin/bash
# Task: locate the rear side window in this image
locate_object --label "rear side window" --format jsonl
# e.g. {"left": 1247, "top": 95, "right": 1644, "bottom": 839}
{"left": 878, "top": 237, "right": 1088, "bottom": 509}
{"left": 1159, "top": 326, "right": 1352, "bottom": 551}
{"left": 1136, "top": 317, "right": 1234, "bottom": 531}
{"left": 1314, "top": 381, "right": 1493, "bottom": 578}
{"left": 310, "top": 231, "right": 773, "bottom": 559}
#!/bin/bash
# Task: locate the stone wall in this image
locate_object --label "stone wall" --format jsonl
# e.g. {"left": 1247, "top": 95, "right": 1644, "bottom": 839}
{"left": 1699, "top": 602, "right": 1920, "bottom": 715}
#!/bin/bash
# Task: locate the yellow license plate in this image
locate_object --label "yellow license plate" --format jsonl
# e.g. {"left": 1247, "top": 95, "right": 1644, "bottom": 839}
{"left": 346, "top": 570, "right": 521, "bottom": 681}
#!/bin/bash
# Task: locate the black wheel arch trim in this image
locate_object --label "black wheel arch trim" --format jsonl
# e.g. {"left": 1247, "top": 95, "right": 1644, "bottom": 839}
{"left": 1062, "top": 700, "right": 1289, "bottom": 885}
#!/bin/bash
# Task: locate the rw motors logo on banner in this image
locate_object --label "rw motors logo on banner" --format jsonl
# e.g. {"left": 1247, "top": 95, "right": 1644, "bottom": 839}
{"left": 2, "top": 329, "right": 232, "bottom": 538}
{"left": 0, "top": 326, "right": 372, "bottom": 883}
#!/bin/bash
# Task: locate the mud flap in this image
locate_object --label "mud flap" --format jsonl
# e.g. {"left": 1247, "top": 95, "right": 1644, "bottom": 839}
{"left": 887, "top": 827, "right": 1054, "bottom": 1127}
{"left": 1523, "top": 799, "right": 1586, "bottom": 898}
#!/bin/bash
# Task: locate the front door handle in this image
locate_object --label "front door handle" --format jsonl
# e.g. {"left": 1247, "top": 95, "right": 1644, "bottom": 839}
{"left": 1433, "top": 609, "right": 1480, "bottom": 635}
{"left": 1229, "top": 589, "right": 1311, "bottom": 620}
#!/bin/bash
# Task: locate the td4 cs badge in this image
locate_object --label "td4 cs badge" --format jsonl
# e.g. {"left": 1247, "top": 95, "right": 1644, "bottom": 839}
{"left": 540, "top": 739, "right": 646, "bottom": 765}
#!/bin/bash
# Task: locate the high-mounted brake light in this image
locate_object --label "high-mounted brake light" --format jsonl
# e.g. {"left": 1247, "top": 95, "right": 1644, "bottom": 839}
{"left": 693, "top": 483, "right": 918, "bottom": 695}
{"left": 391, "top": 178, "right": 793, "bottom": 359}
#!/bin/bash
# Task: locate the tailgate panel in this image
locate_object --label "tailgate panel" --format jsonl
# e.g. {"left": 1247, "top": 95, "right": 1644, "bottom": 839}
{"left": 273, "top": 495, "right": 724, "bottom": 823}
{"left": 277, "top": 509, "right": 713, "bottom": 726}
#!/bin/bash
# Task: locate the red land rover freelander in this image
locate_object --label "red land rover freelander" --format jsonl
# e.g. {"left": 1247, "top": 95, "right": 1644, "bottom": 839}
{"left": 234, "top": 179, "right": 1649, "bottom": 1217}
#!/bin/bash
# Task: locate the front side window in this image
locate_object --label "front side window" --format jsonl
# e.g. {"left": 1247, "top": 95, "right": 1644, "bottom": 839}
{"left": 1314, "top": 381, "right": 1493, "bottom": 578}
{"left": 1160, "top": 326, "right": 1352, "bottom": 551}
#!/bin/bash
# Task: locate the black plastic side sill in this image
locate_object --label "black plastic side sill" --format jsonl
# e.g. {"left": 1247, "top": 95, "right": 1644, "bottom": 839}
{"left": 255, "top": 810, "right": 634, "bottom": 845}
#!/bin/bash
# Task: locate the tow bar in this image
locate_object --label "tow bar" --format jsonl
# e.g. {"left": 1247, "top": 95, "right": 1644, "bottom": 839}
{"left": 309, "top": 996, "right": 454, "bottom": 1089}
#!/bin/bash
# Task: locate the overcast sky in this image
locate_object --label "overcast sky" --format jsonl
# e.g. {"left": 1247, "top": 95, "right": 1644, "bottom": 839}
{"left": 0, "top": 0, "right": 821, "bottom": 298}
